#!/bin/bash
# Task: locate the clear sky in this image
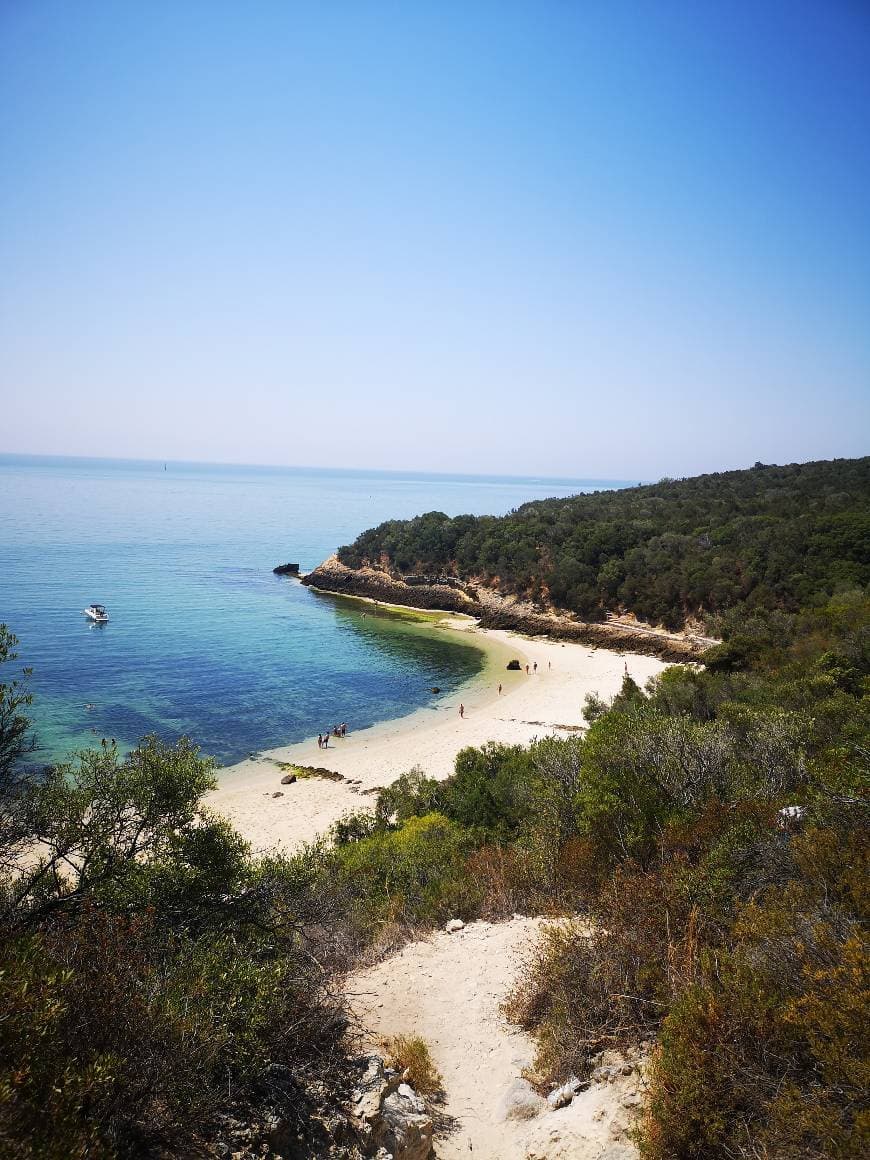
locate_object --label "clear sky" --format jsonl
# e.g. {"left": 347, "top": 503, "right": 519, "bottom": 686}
{"left": 1, "top": 1, "right": 868, "bottom": 479}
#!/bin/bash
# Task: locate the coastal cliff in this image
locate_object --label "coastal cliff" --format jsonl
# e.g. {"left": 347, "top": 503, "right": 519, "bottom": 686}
{"left": 302, "top": 555, "right": 706, "bottom": 662}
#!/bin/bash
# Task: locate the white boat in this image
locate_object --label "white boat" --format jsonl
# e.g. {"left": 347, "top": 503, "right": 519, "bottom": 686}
{"left": 84, "top": 603, "right": 109, "bottom": 623}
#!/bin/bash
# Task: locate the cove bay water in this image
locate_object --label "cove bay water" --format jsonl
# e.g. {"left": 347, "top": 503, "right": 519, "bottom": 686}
{"left": 0, "top": 455, "right": 633, "bottom": 765}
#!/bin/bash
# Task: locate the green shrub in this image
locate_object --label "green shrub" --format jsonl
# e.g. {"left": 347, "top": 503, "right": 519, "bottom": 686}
{"left": 0, "top": 736, "right": 349, "bottom": 1158}
{"left": 332, "top": 812, "right": 481, "bottom": 934}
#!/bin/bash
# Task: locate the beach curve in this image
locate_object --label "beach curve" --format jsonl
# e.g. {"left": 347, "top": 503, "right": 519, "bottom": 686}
{"left": 208, "top": 614, "right": 668, "bottom": 853}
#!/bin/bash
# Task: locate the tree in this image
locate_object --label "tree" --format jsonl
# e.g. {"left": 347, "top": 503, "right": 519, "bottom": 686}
{"left": 0, "top": 653, "right": 350, "bottom": 1158}
{"left": 0, "top": 625, "right": 35, "bottom": 872}
{"left": 0, "top": 625, "right": 34, "bottom": 783}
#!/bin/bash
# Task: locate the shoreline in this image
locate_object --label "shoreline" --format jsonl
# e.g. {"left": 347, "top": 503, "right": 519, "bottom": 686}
{"left": 208, "top": 610, "right": 668, "bottom": 853}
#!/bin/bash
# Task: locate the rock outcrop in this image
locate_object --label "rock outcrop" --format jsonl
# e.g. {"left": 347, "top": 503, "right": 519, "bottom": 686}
{"left": 303, "top": 556, "right": 706, "bottom": 662}
{"left": 350, "top": 1055, "right": 434, "bottom": 1160}
{"left": 523, "top": 1048, "right": 648, "bottom": 1160}
{"left": 303, "top": 556, "right": 476, "bottom": 615}
{"left": 206, "top": 1054, "right": 433, "bottom": 1160}
{"left": 495, "top": 1077, "right": 548, "bottom": 1122}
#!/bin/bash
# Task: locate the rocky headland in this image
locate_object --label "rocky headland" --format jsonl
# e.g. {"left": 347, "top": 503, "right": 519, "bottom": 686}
{"left": 302, "top": 555, "right": 709, "bottom": 663}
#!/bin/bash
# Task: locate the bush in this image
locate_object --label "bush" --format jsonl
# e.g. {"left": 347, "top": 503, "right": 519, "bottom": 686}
{"left": 0, "top": 737, "right": 350, "bottom": 1158}
{"left": 331, "top": 812, "right": 482, "bottom": 936}
{"left": 381, "top": 1035, "right": 444, "bottom": 1099}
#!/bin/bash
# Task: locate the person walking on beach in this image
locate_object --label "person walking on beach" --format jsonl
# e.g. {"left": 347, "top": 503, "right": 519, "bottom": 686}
{"left": 459, "top": 703, "right": 464, "bottom": 718}
{"left": 525, "top": 663, "right": 530, "bottom": 675}
{"left": 317, "top": 733, "right": 322, "bottom": 749}
{"left": 322, "top": 731, "right": 329, "bottom": 748}
{"left": 498, "top": 683, "right": 502, "bottom": 695}
{"left": 533, "top": 661, "right": 538, "bottom": 673}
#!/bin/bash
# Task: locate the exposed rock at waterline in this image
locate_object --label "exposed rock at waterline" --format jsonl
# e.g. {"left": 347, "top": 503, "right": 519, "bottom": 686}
{"left": 303, "top": 556, "right": 705, "bottom": 662}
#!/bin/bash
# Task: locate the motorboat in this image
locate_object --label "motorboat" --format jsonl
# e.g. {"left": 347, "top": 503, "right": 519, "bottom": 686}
{"left": 84, "top": 604, "right": 109, "bottom": 623}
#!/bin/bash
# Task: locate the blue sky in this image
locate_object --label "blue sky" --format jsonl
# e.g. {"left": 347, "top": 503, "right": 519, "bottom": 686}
{"left": 1, "top": 0, "right": 868, "bottom": 478}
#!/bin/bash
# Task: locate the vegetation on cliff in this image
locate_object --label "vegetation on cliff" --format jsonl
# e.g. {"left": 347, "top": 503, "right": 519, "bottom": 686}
{"left": 338, "top": 457, "right": 870, "bottom": 629}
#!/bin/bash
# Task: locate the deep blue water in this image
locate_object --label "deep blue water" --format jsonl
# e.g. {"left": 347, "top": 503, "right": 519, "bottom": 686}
{"left": 0, "top": 455, "right": 633, "bottom": 765}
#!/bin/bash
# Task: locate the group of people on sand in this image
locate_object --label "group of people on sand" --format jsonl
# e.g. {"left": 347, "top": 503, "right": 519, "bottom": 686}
{"left": 523, "top": 660, "right": 549, "bottom": 674}
{"left": 317, "top": 723, "right": 347, "bottom": 749}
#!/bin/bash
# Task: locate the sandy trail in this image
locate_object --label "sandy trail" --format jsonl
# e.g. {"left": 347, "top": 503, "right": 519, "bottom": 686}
{"left": 349, "top": 917, "right": 543, "bottom": 1159}
{"left": 208, "top": 622, "right": 666, "bottom": 852}
{"left": 349, "top": 918, "right": 643, "bottom": 1160}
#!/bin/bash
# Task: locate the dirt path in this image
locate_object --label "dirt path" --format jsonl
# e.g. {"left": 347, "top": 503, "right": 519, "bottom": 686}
{"left": 349, "top": 918, "right": 542, "bottom": 1158}
{"left": 348, "top": 918, "right": 643, "bottom": 1160}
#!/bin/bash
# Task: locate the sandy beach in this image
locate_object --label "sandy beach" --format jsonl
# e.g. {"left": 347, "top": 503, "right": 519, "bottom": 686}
{"left": 208, "top": 614, "right": 667, "bottom": 852}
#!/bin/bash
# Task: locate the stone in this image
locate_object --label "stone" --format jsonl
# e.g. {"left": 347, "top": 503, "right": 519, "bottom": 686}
{"left": 353, "top": 1055, "right": 400, "bottom": 1128}
{"left": 777, "top": 804, "right": 807, "bottom": 830}
{"left": 547, "top": 1076, "right": 582, "bottom": 1109}
{"left": 496, "top": 1077, "right": 546, "bottom": 1122}
{"left": 273, "top": 563, "right": 300, "bottom": 575}
{"left": 599, "top": 1147, "right": 637, "bottom": 1160}
{"left": 271, "top": 791, "right": 284, "bottom": 798}
{"left": 349, "top": 1054, "right": 433, "bottom": 1159}
{"left": 396, "top": 1083, "right": 425, "bottom": 1110}
{"left": 381, "top": 1089, "right": 433, "bottom": 1160}
{"left": 281, "top": 773, "right": 297, "bottom": 785}
{"left": 445, "top": 918, "right": 465, "bottom": 933}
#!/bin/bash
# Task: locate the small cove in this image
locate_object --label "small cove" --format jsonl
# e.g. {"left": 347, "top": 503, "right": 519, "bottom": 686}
{"left": 0, "top": 455, "right": 631, "bottom": 765}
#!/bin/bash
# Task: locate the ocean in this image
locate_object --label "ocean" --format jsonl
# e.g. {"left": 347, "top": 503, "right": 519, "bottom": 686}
{"left": 0, "top": 455, "right": 633, "bottom": 766}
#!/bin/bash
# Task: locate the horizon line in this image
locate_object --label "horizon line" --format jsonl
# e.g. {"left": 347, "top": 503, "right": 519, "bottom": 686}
{"left": 0, "top": 449, "right": 646, "bottom": 487}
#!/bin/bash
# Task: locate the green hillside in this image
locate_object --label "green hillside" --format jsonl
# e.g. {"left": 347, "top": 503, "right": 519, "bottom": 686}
{"left": 339, "top": 458, "right": 870, "bottom": 629}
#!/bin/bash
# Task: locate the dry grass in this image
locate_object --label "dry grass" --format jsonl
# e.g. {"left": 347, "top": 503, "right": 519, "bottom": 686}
{"left": 381, "top": 1034, "right": 444, "bottom": 1100}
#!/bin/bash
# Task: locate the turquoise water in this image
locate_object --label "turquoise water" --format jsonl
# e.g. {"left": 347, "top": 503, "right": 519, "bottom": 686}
{"left": 0, "top": 455, "right": 633, "bottom": 765}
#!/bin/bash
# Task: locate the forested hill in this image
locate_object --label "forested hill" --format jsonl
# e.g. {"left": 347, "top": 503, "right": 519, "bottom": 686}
{"left": 338, "top": 457, "right": 870, "bottom": 630}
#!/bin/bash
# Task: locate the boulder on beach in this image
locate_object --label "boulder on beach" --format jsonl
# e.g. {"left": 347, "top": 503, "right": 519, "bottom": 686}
{"left": 506, "top": 659, "right": 522, "bottom": 670}
{"left": 273, "top": 562, "right": 300, "bottom": 575}
{"left": 281, "top": 773, "right": 297, "bottom": 785}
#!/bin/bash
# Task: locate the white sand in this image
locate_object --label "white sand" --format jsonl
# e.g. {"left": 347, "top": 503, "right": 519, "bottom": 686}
{"left": 208, "top": 619, "right": 666, "bottom": 853}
